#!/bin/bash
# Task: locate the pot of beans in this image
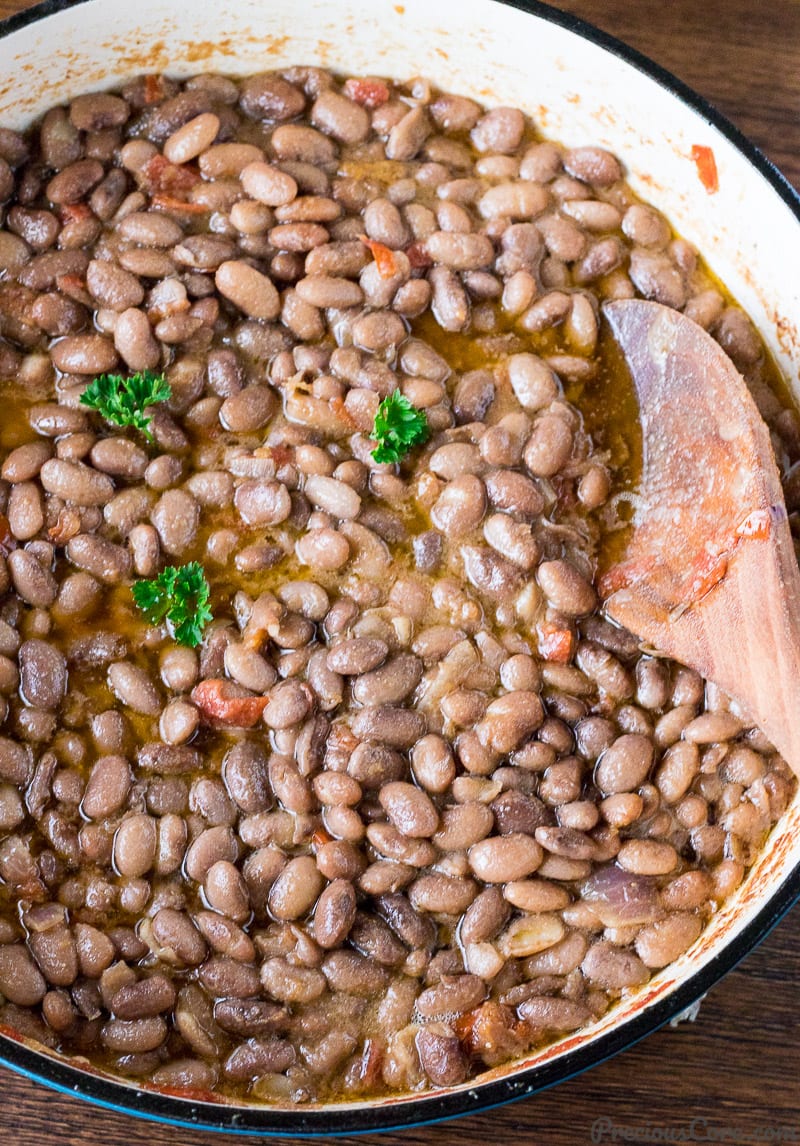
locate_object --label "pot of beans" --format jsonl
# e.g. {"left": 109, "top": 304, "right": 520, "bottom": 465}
{"left": 0, "top": 0, "right": 796, "bottom": 1134}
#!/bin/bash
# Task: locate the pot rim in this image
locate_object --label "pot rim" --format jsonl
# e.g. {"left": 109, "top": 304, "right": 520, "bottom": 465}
{"left": 0, "top": 0, "right": 799, "bottom": 1135}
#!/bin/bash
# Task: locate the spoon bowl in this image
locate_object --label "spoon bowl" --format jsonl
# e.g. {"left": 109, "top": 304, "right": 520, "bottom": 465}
{"left": 602, "top": 298, "right": 800, "bottom": 776}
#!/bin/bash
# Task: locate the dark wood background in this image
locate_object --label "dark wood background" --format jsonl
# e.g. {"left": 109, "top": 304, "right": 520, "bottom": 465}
{"left": 0, "top": 0, "right": 798, "bottom": 1141}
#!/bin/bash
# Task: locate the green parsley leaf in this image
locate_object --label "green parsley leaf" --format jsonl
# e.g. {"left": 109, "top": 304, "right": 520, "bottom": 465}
{"left": 131, "top": 562, "right": 213, "bottom": 648}
{"left": 80, "top": 370, "right": 172, "bottom": 443}
{"left": 370, "top": 390, "right": 429, "bottom": 464}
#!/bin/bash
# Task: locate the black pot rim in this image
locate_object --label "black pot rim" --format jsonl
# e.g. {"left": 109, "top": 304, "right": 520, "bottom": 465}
{"left": 1, "top": 0, "right": 799, "bottom": 1135}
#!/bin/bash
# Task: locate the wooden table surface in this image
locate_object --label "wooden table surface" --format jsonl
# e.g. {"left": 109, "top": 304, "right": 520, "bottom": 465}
{"left": 0, "top": 0, "right": 798, "bottom": 1141}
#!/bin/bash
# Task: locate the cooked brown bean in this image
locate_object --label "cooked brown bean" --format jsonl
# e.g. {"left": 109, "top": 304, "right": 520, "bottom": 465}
{"left": 2, "top": 441, "right": 53, "bottom": 483}
{"left": 215, "top": 260, "right": 281, "bottom": 320}
{"left": 150, "top": 490, "right": 199, "bottom": 557}
{"left": 580, "top": 941, "right": 650, "bottom": 990}
{"left": 107, "top": 662, "right": 161, "bottom": 715}
{"left": 595, "top": 734, "right": 654, "bottom": 794}
{"left": 313, "top": 879, "right": 357, "bottom": 948}
{"left": 469, "top": 833, "right": 543, "bottom": 882}
{"left": 379, "top": 782, "right": 439, "bottom": 839}
{"left": 0, "top": 946, "right": 47, "bottom": 1005}
{"left": 40, "top": 458, "right": 114, "bottom": 506}
{"left": 321, "top": 949, "right": 388, "bottom": 995}
{"left": 151, "top": 908, "right": 207, "bottom": 966}
{"left": 50, "top": 334, "right": 118, "bottom": 374}
{"left": 416, "top": 1024, "right": 468, "bottom": 1086}
{"left": 90, "top": 437, "right": 148, "bottom": 479}
{"left": 204, "top": 861, "right": 251, "bottom": 923}
{"left": 219, "top": 386, "right": 276, "bottom": 432}
{"left": 8, "top": 550, "right": 57, "bottom": 607}
{"left": 113, "top": 813, "right": 157, "bottom": 878}
{"left": 163, "top": 113, "right": 220, "bottom": 163}
{"left": 268, "top": 855, "right": 323, "bottom": 920}
{"left": 233, "top": 480, "right": 291, "bottom": 527}
{"left": 18, "top": 640, "right": 67, "bottom": 710}
{"left": 260, "top": 958, "right": 326, "bottom": 1005}
{"left": 617, "top": 839, "right": 679, "bottom": 876}
{"left": 635, "top": 913, "right": 703, "bottom": 968}
{"left": 101, "top": 1017, "right": 167, "bottom": 1053}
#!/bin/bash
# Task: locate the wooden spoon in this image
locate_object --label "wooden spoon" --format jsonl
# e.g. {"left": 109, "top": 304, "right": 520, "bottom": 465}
{"left": 600, "top": 298, "right": 800, "bottom": 777}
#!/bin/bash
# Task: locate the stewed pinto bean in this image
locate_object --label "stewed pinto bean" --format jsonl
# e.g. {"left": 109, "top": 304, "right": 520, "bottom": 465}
{"left": 0, "top": 62, "right": 790, "bottom": 1109}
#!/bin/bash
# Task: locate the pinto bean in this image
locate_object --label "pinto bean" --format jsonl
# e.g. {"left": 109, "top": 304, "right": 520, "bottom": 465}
{"left": 379, "top": 782, "right": 439, "bottom": 839}
{"left": 150, "top": 490, "right": 199, "bottom": 556}
{"left": 66, "top": 535, "right": 132, "bottom": 584}
{"left": 163, "top": 113, "right": 220, "bottom": 163}
{"left": 617, "top": 839, "right": 678, "bottom": 876}
{"left": 313, "top": 879, "right": 357, "bottom": 948}
{"left": 219, "top": 386, "right": 276, "bottom": 433}
{"left": 8, "top": 550, "right": 57, "bottom": 607}
{"left": 2, "top": 441, "right": 53, "bottom": 483}
{"left": 113, "top": 813, "right": 157, "bottom": 878}
{"left": 475, "top": 691, "right": 544, "bottom": 754}
{"left": 469, "top": 833, "right": 543, "bottom": 882}
{"left": 90, "top": 437, "right": 149, "bottom": 480}
{"left": 102, "top": 1017, "right": 167, "bottom": 1053}
{"left": 537, "top": 559, "right": 596, "bottom": 615}
{"left": 215, "top": 260, "right": 280, "bottom": 321}
{"left": 40, "top": 459, "right": 114, "bottom": 506}
{"left": 416, "top": 1024, "right": 468, "bottom": 1087}
{"left": 351, "top": 706, "right": 426, "bottom": 749}
{"left": 0, "top": 945, "right": 47, "bottom": 1005}
{"left": 151, "top": 909, "right": 207, "bottom": 966}
{"left": 260, "top": 958, "right": 326, "bottom": 1005}
{"left": 18, "top": 640, "right": 67, "bottom": 710}
{"left": 595, "top": 734, "right": 654, "bottom": 794}
{"left": 635, "top": 913, "right": 703, "bottom": 968}
{"left": 580, "top": 941, "right": 650, "bottom": 990}
{"left": 268, "top": 855, "right": 323, "bottom": 920}
{"left": 107, "top": 662, "right": 161, "bottom": 716}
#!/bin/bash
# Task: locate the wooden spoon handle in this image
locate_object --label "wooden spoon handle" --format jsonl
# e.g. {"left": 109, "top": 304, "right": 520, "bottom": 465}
{"left": 602, "top": 299, "right": 800, "bottom": 777}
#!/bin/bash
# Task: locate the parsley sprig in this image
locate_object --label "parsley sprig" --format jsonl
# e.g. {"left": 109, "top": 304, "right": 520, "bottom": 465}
{"left": 370, "top": 391, "right": 429, "bottom": 464}
{"left": 131, "top": 563, "right": 213, "bottom": 648}
{"left": 80, "top": 370, "right": 172, "bottom": 443}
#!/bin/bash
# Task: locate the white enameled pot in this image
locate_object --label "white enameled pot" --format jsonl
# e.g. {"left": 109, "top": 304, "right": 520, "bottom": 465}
{"left": 0, "top": 0, "right": 798, "bottom": 1134}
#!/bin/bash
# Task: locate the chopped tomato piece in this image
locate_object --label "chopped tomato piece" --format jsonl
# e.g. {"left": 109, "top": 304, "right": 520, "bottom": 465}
{"left": 143, "top": 153, "right": 201, "bottom": 195}
{"left": 55, "top": 273, "right": 92, "bottom": 306}
{"left": 343, "top": 77, "right": 391, "bottom": 108}
{"left": 0, "top": 513, "right": 16, "bottom": 556}
{"left": 255, "top": 443, "right": 294, "bottom": 468}
{"left": 360, "top": 235, "right": 399, "bottom": 278}
{"left": 60, "top": 203, "right": 93, "bottom": 224}
{"left": 347, "top": 1038, "right": 384, "bottom": 1090}
{"left": 691, "top": 144, "right": 718, "bottom": 194}
{"left": 405, "top": 241, "right": 432, "bottom": 269}
{"left": 144, "top": 74, "right": 167, "bottom": 105}
{"left": 312, "top": 826, "right": 333, "bottom": 849}
{"left": 686, "top": 550, "right": 728, "bottom": 603}
{"left": 150, "top": 194, "right": 210, "bottom": 215}
{"left": 537, "top": 620, "right": 574, "bottom": 663}
{"left": 735, "top": 507, "right": 772, "bottom": 540}
{"left": 597, "top": 554, "right": 656, "bottom": 598}
{"left": 191, "top": 679, "right": 269, "bottom": 728}
{"left": 456, "top": 1002, "right": 522, "bottom": 1060}
{"left": 48, "top": 507, "right": 82, "bottom": 546}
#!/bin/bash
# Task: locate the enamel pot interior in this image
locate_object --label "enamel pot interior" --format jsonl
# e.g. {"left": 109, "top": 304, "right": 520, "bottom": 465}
{"left": 0, "top": 0, "right": 798, "bottom": 1134}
